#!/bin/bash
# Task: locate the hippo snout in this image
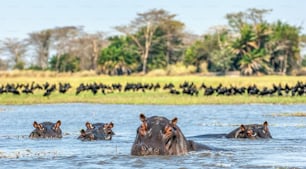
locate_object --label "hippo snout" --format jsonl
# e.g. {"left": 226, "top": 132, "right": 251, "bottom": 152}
{"left": 104, "top": 134, "right": 112, "bottom": 140}
{"left": 132, "top": 143, "right": 161, "bottom": 155}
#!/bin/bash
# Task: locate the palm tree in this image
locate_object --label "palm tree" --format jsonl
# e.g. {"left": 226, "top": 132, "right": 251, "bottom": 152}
{"left": 231, "top": 24, "right": 257, "bottom": 71}
{"left": 231, "top": 23, "right": 274, "bottom": 75}
{"left": 239, "top": 48, "right": 270, "bottom": 75}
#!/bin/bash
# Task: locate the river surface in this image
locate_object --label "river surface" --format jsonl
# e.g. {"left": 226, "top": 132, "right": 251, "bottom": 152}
{"left": 0, "top": 103, "right": 306, "bottom": 169}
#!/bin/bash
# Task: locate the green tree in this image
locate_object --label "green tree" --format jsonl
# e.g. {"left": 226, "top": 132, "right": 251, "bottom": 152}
{"left": 209, "top": 27, "right": 235, "bottom": 72}
{"left": 301, "top": 55, "right": 306, "bottom": 67}
{"left": 226, "top": 8, "right": 272, "bottom": 75}
{"left": 116, "top": 9, "right": 184, "bottom": 74}
{"left": 269, "top": 21, "right": 301, "bottom": 74}
{"left": 51, "top": 26, "right": 82, "bottom": 71}
{"left": 159, "top": 17, "right": 185, "bottom": 66}
{"left": 183, "top": 40, "right": 211, "bottom": 73}
{"left": 238, "top": 48, "right": 270, "bottom": 75}
{"left": 98, "top": 36, "right": 140, "bottom": 75}
{"left": 146, "top": 27, "right": 167, "bottom": 70}
{"left": 49, "top": 53, "right": 80, "bottom": 72}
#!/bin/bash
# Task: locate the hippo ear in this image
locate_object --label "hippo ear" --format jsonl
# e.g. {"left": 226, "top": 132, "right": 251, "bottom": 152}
{"left": 80, "top": 129, "right": 86, "bottom": 134}
{"left": 138, "top": 115, "right": 148, "bottom": 136}
{"left": 33, "top": 121, "right": 39, "bottom": 128}
{"left": 52, "top": 120, "right": 61, "bottom": 130}
{"left": 86, "top": 122, "right": 93, "bottom": 129}
{"left": 55, "top": 120, "right": 61, "bottom": 128}
{"left": 108, "top": 122, "right": 114, "bottom": 128}
{"left": 240, "top": 124, "right": 246, "bottom": 131}
{"left": 263, "top": 121, "right": 269, "bottom": 131}
{"left": 263, "top": 121, "right": 268, "bottom": 127}
{"left": 140, "top": 113, "right": 146, "bottom": 122}
{"left": 171, "top": 117, "right": 178, "bottom": 125}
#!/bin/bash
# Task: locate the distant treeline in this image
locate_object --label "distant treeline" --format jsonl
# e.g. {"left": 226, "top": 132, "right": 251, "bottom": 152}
{"left": 0, "top": 8, "right": 306, "bottom": 76}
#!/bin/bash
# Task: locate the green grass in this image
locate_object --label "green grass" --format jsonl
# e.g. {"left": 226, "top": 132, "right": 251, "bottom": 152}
{"left": 1, "top": 75, "right": 306, "bottom": 105}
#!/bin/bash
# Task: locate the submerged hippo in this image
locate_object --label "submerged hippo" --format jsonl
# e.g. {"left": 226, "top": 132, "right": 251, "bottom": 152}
{"left": 78, "top": 121, "right": 114, "bottom": 141}
{"left": 29, "top": 120, "right": 62, "bottom": 138}
{"left": 193, "top": 121, "right": 272, "bottom": 139}
{"left": 225, "top": 121, "right": 272, "bottom": 139}
{"left": 131, "top": 113, "right": 212, "bottom": 156}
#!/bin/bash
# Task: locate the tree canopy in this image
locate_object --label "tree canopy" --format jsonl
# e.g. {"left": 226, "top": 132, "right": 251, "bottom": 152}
{"left": 0, "top": 8, "right": 304, "bottom": 75}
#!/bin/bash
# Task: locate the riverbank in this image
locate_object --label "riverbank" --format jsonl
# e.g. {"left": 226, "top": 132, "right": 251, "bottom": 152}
{"left": 1, "top": 75, "right": 306, "bottom": 105}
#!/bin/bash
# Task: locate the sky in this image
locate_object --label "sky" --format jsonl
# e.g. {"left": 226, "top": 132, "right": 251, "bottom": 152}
{"left": 1, "top": 0, "right": 306, "bottom": 40}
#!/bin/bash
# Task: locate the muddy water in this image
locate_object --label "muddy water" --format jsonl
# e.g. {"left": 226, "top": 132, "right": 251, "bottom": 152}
{"left": 0, "top": 104, "right": 306, "bottom": 168}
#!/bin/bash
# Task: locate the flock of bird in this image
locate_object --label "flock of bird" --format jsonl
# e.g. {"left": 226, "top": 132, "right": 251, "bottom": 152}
{"left": 1, "top": 81, "right": 306, "bottom": 97}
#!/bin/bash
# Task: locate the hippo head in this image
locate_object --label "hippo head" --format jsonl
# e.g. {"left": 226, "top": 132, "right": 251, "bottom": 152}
{"left": 226, "top": 121, "right": 272, "bottom": 139}
{"left": 253, "top": 121, "right": 272, "bottom": 139}
{"left": 78, "top": 122, "right": 114, "bottom": 141}
{"left": 237, "top": 124, "right": 257, "bottom": 139}
{"left": 29, "top": 120, "right": 62, "bottom": 138}
{"left": 131, "top": 113, "right": 189, "bottom": 156}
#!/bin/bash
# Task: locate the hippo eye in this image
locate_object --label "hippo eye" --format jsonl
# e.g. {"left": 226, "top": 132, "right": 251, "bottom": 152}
{"left": 138, "top": 125, "right": 149, "bottom": 136}
{"left": 164, "top": 126, "right": 172, "bottom": 131}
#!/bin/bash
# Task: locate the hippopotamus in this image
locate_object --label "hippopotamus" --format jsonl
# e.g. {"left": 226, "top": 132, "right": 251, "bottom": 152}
{"left": 29, "top": 120, "right": 62, "bottom": 138}
{"left": 225, "top": 121, "right": 272, "bottom": 139}
{"left": 131, "top": 113, "right": 212, "bottom": 156}
{"left": 78, "top": 121, "right": 114, "bottom": 141}
{"left": 187, "top": 121, "right": 272, "bottom": 140}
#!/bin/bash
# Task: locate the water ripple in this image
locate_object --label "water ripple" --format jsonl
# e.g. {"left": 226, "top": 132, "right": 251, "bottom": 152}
{"left": 0, "top": 103, "right": 306, "bottom": 168}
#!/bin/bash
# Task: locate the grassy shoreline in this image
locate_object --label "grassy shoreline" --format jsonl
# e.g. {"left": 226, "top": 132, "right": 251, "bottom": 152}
{"left": 1, "top": 75, "right": 306, "bottom": 105}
